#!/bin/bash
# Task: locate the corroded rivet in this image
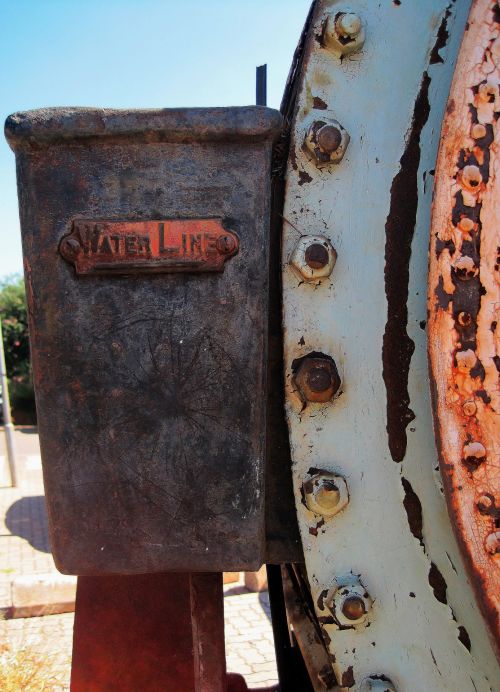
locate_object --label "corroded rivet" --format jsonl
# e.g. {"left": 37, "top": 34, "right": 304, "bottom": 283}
{"left": 456, "top": 349, "right": 476, "bottom": 370}
{"left": 290, "top": 235, "right": 337, "bottom": 281}
{"left": 462, "top": 400, "right": 477, "bottom": 416}
{"left": 305, "top": 243, "right": 330, "bottom": 269}
{"left": 324, "top": 11, "right": 365, "bottom": 56}
{"left": 303, "top": 472, "right": 349, "bottom": 517}
{"left": 307, "top": 366, "right": 333, "bottom": 392}
{"left": 216, "top": 235, "right": 237, "bottom": 255}
{"left": 327, "top": 578, "right": 372, "bottom": 627}
{"left": 471, "top": 123, "right": 487, "bottom": 140}
{"left": 61, "top": 237, "right": 82, "bottom": 257}
{"left": 457, "top": 311, "right": 472, "bottom": 327}
{"left": 317, "top": 124, "right": 343, "bottom": 154}
{"left": 478, "top": 81, "right": 498, "bottom": 103}
{"left": 304, "top": 119, "right": 350, "bottom": 165}
{"left": 461, "top": 164, "right": 482, "bottom": 191}
{"left": 485, "top": 531, "right": 500, "bottom": 555}
{"left": 452, "top": 256, "right": 479, "bottom": 280}
{"left": 336, "top": 12, "right": 362, "bottom": 39}
{"left": 293, "top": 356, "right": 341, "bottom": 403}
{"left": 342, "top": 595, "right": 366, "bottom": 621}
{"left": 457, "top": 217, "right": 474, "bottom": 233}
{"left": 477, "top": 494, "right": 495, "bottom": 514}
{"left": 462, "top": 441, "right": 486, "bottom": 469}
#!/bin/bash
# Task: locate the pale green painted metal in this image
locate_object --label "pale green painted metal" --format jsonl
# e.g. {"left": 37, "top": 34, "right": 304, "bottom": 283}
{"left": 282, "top": 1, "right": 498, "bottom": 689}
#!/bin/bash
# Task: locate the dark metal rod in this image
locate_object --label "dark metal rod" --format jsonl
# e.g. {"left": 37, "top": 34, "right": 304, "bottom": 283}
{"left": 256, "top": 64, "right": 267, "bottom": 106}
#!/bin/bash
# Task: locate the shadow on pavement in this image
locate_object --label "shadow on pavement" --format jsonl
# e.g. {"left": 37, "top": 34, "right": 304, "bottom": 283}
{"left": 258, "top": 591, "right": 272, "bottom": 622}
{"left": 17, "top": 426, "right": 39, "bottom": 435}
{"left": 5, "top": 495, "right": 51, "bottom": 552}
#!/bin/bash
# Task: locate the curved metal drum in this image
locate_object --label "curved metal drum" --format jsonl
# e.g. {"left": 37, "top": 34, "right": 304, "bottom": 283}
{"left": 428, "top": 0, "right": 500, "bottom": 652}
{"left": 281, "top": 0, "right": 499, "bottom": 688}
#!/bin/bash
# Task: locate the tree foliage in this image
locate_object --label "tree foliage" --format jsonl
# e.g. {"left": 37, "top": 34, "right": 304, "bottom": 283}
{"left": 0, "top": 275, "right": 36, "bottom": 423}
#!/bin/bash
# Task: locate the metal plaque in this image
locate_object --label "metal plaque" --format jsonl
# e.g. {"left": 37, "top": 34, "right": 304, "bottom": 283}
{"left": 60, "top": 218, "right": 239, "bottom": 275}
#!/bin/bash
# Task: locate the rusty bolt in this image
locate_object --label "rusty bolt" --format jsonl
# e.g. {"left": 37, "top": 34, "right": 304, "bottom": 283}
{"left": 60, "top": 237, "right": 82, "bottom": 258}
{"left": 304, "top": 119, "right": 350, "bottom": 166}
{"left": 452, "top": 255, "right": 479, "bottom": 281}
{"left": 457, "top": 311, "right": 472, "bottom": 327}
{"left": 457, "top": 217, "right": 475, "bottom": 233}
{"left": 462, "top": 400, "right": 477, "bottom": 417}
{"left": 305, "top": 243, "right": 330, "bottom": 269}
{"left": 290, "top": 235, "right": 337, "bottom": 282}
{"left": 342, "top": 595, "right": 366, "bottom": 620}
{"left": 460, "top": 164, "right": 482, "bottom": 192}
{"left": 359, "top": 677, "right": 397, "bottom": 692}
{"left": 327, "top": 577, "right": 372, "bottom": 628}
{"left": 471, "top": 123, "right": 487, "bottom": 140}
{"left": 462, "top": 441, "right": 486, "bottom": 469}
{"left": 303, "top": 472, "right": 348, "bottom": 518}
{"left": 293, "top": 356, "right": 341, "bottom": 403}
{"left": 477, "top": 81, "right": 499, "bottom": 103}
{"left": 485, "top": 531, "right": 500, "bottom": 555}
{"left": 477, "top": 494, "right": 495, "bottom": 514}
{"left": 324, "top": 12, "right": 365, "bottom": 56}
{"left": 216, "top": 234, "right": 237, "bottom": 255}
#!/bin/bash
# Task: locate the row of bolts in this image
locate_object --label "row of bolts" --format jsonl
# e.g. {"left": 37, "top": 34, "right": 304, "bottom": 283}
{"left": 291, "top": 10, "right": 500, "bottom": 687}
{"left": 288, "top": 11, "right": 397, "bottom": 692}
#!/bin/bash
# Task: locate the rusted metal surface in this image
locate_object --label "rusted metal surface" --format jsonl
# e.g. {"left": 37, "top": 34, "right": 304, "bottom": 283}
{"left": 71, "top": 572, "right": 227, "bottom": 691}
{"left": 281, "top": 0, "right": 499, "bottom": 688}
{"left": 281, "top": 565, "right": 336, "bottom": 692}
{"left": 59, "top": 218, "right": 239, "bottom": 275}
{"left": 428, "top": 0, "right": 500, "bottom": 651}
{"left": 6, "top": 106, "right": 281, "bottom": 574}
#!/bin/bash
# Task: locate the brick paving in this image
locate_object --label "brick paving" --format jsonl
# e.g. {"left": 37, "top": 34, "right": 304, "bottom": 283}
{"left": 0, "top": 427, "right": 279, "bottom": 690}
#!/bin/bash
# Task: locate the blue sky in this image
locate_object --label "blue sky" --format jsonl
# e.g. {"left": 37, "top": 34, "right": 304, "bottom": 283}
{"left": 0, "top": 0, "right": 310, "bottom": 279}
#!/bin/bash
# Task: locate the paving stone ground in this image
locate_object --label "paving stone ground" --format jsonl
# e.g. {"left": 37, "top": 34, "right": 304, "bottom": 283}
{"left": 0, "top": 428, "right": 278, "bottom": 690}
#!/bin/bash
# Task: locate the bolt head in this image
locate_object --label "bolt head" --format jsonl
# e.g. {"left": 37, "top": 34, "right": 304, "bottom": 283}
{"left": 460, "top": 164, "right": 482, "bottom": 192}
{"left": 452, "top": 255, "right": 479, "bottom": 281}
{"left": 337, "top": 13, "right": 362, "bottom": 38}
{"left": 290, "top": 235, "right": 337, "bottom": 282}
{"left": 216, "top": 234, "right": 238, "bottom": 255}
{"left": 485, "top": 531, "right": 500, "bottom": 555}
{"left": 477, "top": 494, "right": 495, "bottom": 514}
{"left": 303, "top": 472, "right": 349, "bottom": 518}
{"left": 304, "top": 119, "right": 350, "bottom": 166}
{"left": 305, "top": 243, "right": 330, "bottom": 269}
{"left": 342, "top": 595, "right": 366, "bottom": 620}
{"left": 326, "top": 577, "right": 372, "bottom": 627}
{"left": 324, "top": 12, "right": 365, "bottom": 56}
{"left": 462, "top": 441, "right": 486, "bottom": 469}
{"left": 61, "top": 237, "right": 82, "bottom": 258}
{"left": 293, "top": 356, "right": 341, "bottom": 404}
{"left": 462, "top": 400, "right": 477, "bottom": 417}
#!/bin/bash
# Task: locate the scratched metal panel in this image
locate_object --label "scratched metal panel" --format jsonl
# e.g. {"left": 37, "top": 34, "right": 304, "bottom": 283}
{"left": 281, "top": 1, "right": 499, "bottom": 689}
{"left": 6, "top": 107, "right": 281, "bottom": 575}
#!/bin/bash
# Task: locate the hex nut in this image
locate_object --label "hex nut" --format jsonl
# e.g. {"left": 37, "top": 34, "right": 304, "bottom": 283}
{"left": 326, "top": 576, "right": 372, "bottom": 628}
{"left": 359, "top": 677, "right": 396, "bottom": 692}
{"left": 303, "top": 472, "right": 348, "bottom": 518}
{"left": 290, "top": 235, "right": 337, "bottom": 282}
{"left": 323, "top": 12, "right": 365, "bottom": 57}
{"left": 304, "top": 119, "right": 350, "bottom": 166}
{"left": 293, "top": 356, "right": 341, "bottom": 403}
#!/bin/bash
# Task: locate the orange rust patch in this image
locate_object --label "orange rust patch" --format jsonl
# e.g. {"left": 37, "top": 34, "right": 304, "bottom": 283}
{"left": 428, "top": 0, "right": 500, "bottom": 651}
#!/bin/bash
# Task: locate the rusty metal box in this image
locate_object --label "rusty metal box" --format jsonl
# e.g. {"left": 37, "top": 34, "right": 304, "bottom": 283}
{"left": 5, "top": 106, "right": 281, "bottom": 575}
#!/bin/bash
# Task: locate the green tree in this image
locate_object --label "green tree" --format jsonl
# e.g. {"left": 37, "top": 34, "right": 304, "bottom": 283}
{"left": 0, "top": 275, "right": 36, "bottom": 424}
